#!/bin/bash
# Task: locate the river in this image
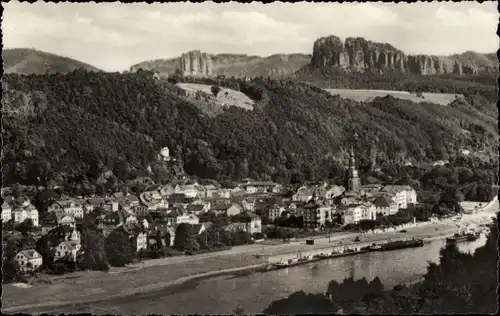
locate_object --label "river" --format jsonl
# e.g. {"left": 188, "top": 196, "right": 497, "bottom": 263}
{"left": 41, "top": 233, "right": 488, "bottom": 315}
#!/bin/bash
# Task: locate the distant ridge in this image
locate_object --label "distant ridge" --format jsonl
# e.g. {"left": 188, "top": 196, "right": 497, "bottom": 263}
{"left": 2, "top": 48, "right": 102, "bottom": 75}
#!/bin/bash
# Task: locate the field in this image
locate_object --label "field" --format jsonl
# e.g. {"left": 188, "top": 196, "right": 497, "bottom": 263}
{"left": 324, "top": 88, "right": 461, "bottom": 106}
{"left": 177, "top": 83, "right": 254, "bottom": 111}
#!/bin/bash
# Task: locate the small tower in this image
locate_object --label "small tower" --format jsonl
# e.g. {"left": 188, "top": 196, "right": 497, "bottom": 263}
{"left": 346, "top": 132, "right": 361, "bottom": 192}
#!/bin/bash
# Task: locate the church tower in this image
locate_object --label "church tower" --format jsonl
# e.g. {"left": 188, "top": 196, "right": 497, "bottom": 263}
{"left": 346, "top": 132, "right": 361, "bottom": 192}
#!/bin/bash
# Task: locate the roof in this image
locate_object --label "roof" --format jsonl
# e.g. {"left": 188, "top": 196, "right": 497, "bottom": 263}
{"left": 381, "top": 185, "right": 413, "bottom": 193}
{"left": 58, "top": 241, "right": 79, "bottom": 250}
{"left": 211, "top": 204, "right": 230, "bottom": 211}
{"left": 18, "top": 249, "right": 40, "bottom": 260}
{"left": 373, "top": 196, "right": 392, "bottom": 207}
{"left": 233, "top": 211, "right": 260, "bottom": 222}
{"left": 187, "top": 204, "right": 205, "bottom": 212}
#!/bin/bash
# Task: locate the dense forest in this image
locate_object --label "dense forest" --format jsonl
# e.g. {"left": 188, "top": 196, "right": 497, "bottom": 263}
{"left": 2, "top": 70, "right": 497, "bottom": 199}
{"left": 263, "top": 220, "right": 498, "bottom": 314}
{"left": 293, "top": 67, "right": 498, "bottom": 104}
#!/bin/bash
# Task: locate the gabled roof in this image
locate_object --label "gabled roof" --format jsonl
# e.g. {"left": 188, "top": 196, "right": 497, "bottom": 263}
{"left": 58, "top": 240, "right": 79, "bottom": 251}
{"left": 18, "top": 249, "right": 40, "bottom": 260}
{"left": 372, "top": 196, "right": 392, "bottom": 207}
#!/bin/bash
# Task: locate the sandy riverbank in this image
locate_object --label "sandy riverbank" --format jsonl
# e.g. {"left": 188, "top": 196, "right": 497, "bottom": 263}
{"left": 3, "top": 198, "right": 497, "bottom": 313}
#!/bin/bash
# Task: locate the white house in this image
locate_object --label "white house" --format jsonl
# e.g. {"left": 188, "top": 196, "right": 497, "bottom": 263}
{"left": 293, "top": 186, "right": 314, "bottom": 202}
{"left": 54, "top": 241, "right": 81, "bottom": 262}
{"left": 372, "top": 196, "right": 399, "bottom": 216}
{"left": 14, "top": 206, "right": 39, "bottom": 226}
{"left": 381, "top": 185, "right": 417, "bottom": 209}
{"left": 267, "top": 205, "right": 286, "bottom": 222}
{"left": 15, "top": 249, "right": 43, "bottom": 273}
{"left": 174, "top": 184, "right": 198, "bottom": 199}
{"left": 2, "top": 201, "right": 12, "bottom": 222}
{"left": 226, "top": 203, "right": 243, "bottom": 216}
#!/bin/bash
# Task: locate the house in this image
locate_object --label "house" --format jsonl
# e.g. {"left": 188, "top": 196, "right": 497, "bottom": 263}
{"left": 13, "top": 206, "right": 39, "bottom": 226}
{"left": 2, "top": 200, "right": 12, "bottom": 222}
{"left": 40, "top": 213, "right": 59, "bottom": 233}
{"left": 232, "top": 211, "right": 262, "bottom": 235}
{"left": 187, "top": 204, "right": 208, "bottom": 215}
{"left": 102, "top": 210, "right": 135, "bottom": 227}
{"left": 204, "top": 184, "right": 218, "bottom": 198}
{"left": 159, "top": 184, "right": 175, "bottom": 197}
{"left": 299, "top": 198, "right": 335, "bottom": 229}
{"left": 122, "top": 225, "right": 148, "bottom": 252}
{"left": 54, "top": 241, "right": 81, "bottom": 262}
{"left": 242, "top": 197, "right": 256, "bottom": 211}
{"left": 293, "top": 186, "right": 314, "bottom": 202}
{"left": 47, "top": 225, "right": 81, "bottom": 246}
{"left": 15, "top": 249, "right": 43, "bottom": 273}
{"left": 174, "top": 184, "right": 198, "bottom": 199}
{"left": 48, "top": 199, "right": 85, "bottom": 218}
{"left": 372, "top": 196, "right": 399, "bottom": 216}
{"left": 140, "top": 191, "right": 169, "bottom": 211}
{"left": 267, "top": 205, "right": 286, "bottom": 222}
{"left": 341, "top": 203, "right": 377, "bottom": 225}
{"left": 224, "top": 222, "right": 247, "bottom": 233}
{"left": 60, "top": 215, "right": 76, "bottom": 227}
{"left": 148, "top": 226, "right": 175, "bottom": 249}
{"left": 238, "top": 180, "right": 279, "bottom": 193}
{"left": 226, "top": 203, "right": 243, "bottom": 216}
{"left": 380, "top": 185, "right": 417, "bottom": 209}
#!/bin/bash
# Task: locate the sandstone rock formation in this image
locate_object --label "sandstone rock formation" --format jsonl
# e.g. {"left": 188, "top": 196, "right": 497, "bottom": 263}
{"left": 180, "top": 50, "right": 212, "bottom": 77}
{"left": 311, "top": 35, "right": 496, "bottom": 75}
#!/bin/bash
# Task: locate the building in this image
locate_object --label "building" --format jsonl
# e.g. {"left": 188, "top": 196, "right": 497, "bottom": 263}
{"left": 48, "top": 199, "right": 85, "bottom": 218}
{"left": 54, "top": 241, "right": 81, "bottom": 262}
{"left": 372, "top": 195, "right": 399, "bottom": 216}
{"left": 267, "top": 205, "right": 286, "bottom": 222}
{"left": 299, "top": 196, "right": 335, "bottom": 229}
{"left": 13, "top": 206, "right": 39, "bottom": 226}
{"left": 345, "top": 145, "right": 361, "bottom": 192}
{"left": 341, "top": 203, "right": 377, "bottom": 225}
{"left": 226, "top": 203, "right": 243, "bottom": 216}
{"left": 380, "top": 186, "right": 417, "bottom": 209}
{"left": 293, "top": 186, "right": 314, "bottom": 202}
{"left": 242, "top": 197, "right": 256, "bottom": 211}
{"left": 2, "top": 200, "right": 12, "bottom": 222}
{"left": 15, "top": 250, "right": 43, "bottom": 273}
{"left": 174, "top": 184, "right": 198, "bottom": 199}
{"left": 230, "top": 211, "right": 262, "bottom": 235}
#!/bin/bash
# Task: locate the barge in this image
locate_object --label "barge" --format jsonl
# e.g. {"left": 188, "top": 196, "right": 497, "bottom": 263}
{"left": 371, "top": 239, "right": 424, "bottom": 251}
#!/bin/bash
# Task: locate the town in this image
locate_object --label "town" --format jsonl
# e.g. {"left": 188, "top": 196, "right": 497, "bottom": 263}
{"left": 2, "top": 144, "right": 425, "bottom": 277}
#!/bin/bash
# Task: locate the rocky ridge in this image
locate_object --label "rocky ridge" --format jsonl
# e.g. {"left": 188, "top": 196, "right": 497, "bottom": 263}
{"left": 311, "top": 35, "right": 497, "bottom": 75}
{"left": 130, "top": 52, "right": 311, "bottom": 78}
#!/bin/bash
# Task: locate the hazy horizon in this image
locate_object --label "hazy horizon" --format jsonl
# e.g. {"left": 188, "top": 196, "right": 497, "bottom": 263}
{"left": 3, "top": 1, "right": 498, "bottom": 72}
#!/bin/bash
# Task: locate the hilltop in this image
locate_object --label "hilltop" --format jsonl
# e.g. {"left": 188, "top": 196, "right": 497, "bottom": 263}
{"left": 129, "top": 35, "right": 496, "bottom": 87}
{"left": 2, "top": 70, "right": 497, "bottom": 190}
{"left": 2, "top": 48, "right": 102, "bottom": 75}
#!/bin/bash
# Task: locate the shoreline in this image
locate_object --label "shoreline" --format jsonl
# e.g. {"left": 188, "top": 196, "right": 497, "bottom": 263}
{"left": 3, "top": 199, "right": 496, "bottom": 314}
{"left": 1, "top": 231, "right": 460, "bottom": 314}
{"left": 1, "top": 263, "right": 267, "bottom": 313}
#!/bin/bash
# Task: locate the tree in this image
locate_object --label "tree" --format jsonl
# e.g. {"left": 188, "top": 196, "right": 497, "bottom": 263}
{"left": 211, "top": 85, "right": 221, "bottom": 97}
{"left": 79, "top": 228, "right": 109, "bottom": 271}
{"left": 15, "top": 218, "right": 35, "bottom": 236}
{"left": 105, "top": 228, "right": 136, "bottom": 267}
{"left": 174, "top": 223, "right": 194, "bottom": 251}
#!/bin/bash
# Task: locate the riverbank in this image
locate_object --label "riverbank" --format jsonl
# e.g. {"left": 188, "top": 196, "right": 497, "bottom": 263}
{"left": 3, "top": 198, "right": 497, "bottom": 313}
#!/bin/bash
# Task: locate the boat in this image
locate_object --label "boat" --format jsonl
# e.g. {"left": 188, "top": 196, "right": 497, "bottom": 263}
{"left": 374, "top": 239, "right": 424, "bottom": 251}
{"left": 446, "top": 232, "right": 479, "bottom": 244}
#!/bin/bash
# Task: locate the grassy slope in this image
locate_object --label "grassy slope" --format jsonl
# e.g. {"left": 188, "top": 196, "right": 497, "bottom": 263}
{"left": 3, "top": 48, "right": 101, "bottom": 74}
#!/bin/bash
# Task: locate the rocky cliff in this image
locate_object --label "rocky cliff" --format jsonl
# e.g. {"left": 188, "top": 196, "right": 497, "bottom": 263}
{"left": 311, "top": 35, "right": 496, "bottom": 75}
{"left": 130, "top": 52, "right": 310, "bottom": 78}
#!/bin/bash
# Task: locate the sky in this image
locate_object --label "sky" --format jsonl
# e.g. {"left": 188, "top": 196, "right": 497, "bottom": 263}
{"left": 3, "top": 1, "right": 499, "bottom": 72}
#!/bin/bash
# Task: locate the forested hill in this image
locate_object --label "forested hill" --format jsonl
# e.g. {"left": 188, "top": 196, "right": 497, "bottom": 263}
{"left": 3, "top": 49, "right": 102, "bottom": 75}
{"left": 1, "top": 70, "right": 497, "bottom": 188}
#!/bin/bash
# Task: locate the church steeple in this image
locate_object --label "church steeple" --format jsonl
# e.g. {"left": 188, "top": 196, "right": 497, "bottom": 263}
{"left": 346, "top": 131, "right": 361, "bottom": 192}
